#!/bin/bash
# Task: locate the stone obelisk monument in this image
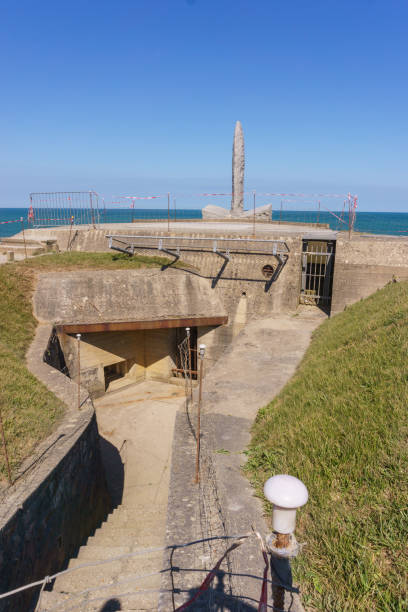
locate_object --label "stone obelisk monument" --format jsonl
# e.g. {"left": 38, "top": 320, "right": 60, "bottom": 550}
{"left": 202, "top": 120, "right": 271, "bottom": 220}
{"left": 231, "top": 120, "right": 245, "bottom": 215}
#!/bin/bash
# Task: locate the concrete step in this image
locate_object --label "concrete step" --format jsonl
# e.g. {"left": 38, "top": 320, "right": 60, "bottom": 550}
{"left": 74, "top": 584, "right": 160, "bottom": 611}
{"left": 0, "top": 237, "right": 43, "bottom": 246}
{"left": 37, "top": 589, "right": 73, "bottom": 611}
{"left": 0, "top": 245, "right": 45, "bottom": 255}
{"left": 85, "top": 531, "right": 153, "bottom": 548}
{"left": 52, "top": 560, "right": 123, "bottom": 593}
{"left": 40, "top": 587, "right": 159, "bottom": 611}
{"left": 93, "top": 514, "right": 162, "bottom": 532}
{"left": 74, "top": 545, "right": 132, "bottom": 560}
{"left": 52, "top": 552, "right": 163, "bottom": 593}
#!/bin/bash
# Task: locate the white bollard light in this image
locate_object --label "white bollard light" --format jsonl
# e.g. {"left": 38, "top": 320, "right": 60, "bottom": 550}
{"left": 199, "top": 344, "right": 206, "bottom": 359}
{"left": 263, "top": 474, "right": 308, "bottom": 534}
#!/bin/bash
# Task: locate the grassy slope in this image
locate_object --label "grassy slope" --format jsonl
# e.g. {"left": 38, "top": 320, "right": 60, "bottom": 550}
{"left": 0, "top": 252, "right": 175, "bottom": 483}
{"left": 246, "top": 282, "right": 408, "bottom": 611}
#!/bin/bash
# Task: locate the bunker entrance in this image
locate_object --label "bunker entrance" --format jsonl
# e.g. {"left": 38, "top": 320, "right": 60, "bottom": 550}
{"left": 57, "top": 317, "right": 227, "bottom": 398}
{"left": 300, "top": 240, "right": 336, "bottom": 312}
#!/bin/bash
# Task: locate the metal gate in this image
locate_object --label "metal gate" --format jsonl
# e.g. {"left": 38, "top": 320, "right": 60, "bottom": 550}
{"left": 300, "top": 240, "right": 335, "bottom": 310}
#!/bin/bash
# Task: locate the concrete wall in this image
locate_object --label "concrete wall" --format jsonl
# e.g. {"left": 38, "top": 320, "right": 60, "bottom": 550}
{"left": 33, "top": 268, "right": 227, "bottom": 325}
{"left": 31, "top": 229, "right": 303, "bottom": 331}
{"left": 0, "top": 325, "right": 110, "bottom": 612}
{"left": 331, "top": 237, "right": 408, "bottom": 313}
{"left": 0, "top": 414, "right": 109, "bottom": 612}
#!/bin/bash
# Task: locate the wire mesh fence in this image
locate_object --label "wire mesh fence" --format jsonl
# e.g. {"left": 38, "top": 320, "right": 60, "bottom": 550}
{"left": 25, "top": 190, "right": 358, "bottom": 231}
{"left": 0, "top": 190, "right": 374, "bottom": 239}
{"left": 28, "top": 192, "right": 101, "bottom": 228}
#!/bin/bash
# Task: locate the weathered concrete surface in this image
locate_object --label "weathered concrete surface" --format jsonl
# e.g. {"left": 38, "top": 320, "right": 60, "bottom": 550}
{"left": 40, "top": 381, "right": 185, "bottom": 611}
{"left": 59, "top": 328, "right": 181, "bottom": 398}
{"left": 202, "top": 203, "right": 272, "bottom": 221}
{"left": 161, "top": 307, "right": 326, "bottom": 611}
{"left": 15, "top": 220, "right": 332, "bottom": 245}
{"left": 239, "top": 203, "right": 272, "bottom": 220}
{"left": 201, "top": 204, "right": 230, "bottom": 219}
{"left": 34, "top": 268, "right": 227, "bottom": 325}
{"left": 31, "top": 243, "right": 305, "bottom": 366}
{"left": 232, "top": 121, "right": 245, "bottom": 214}
{"left": 0, "top": 324, "right": 110, "bottom": 612}
{"left": 331, "top": 235, "right": 408, "bottom": 313}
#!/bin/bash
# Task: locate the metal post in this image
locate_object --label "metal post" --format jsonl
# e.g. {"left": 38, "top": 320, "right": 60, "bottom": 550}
{"left": 253, "top": 190, "right": 256, "bottom": 237}
{"left": 317, "top": 200, "right": 321, "bottom": 225}
{"left": 195, "top": 344, "right": 206, "bottom": 484}
{"left": 20, "top": 217, "right": 27, "bottom": 260}
{"left": 352, "top": 196, "right": 357, "bottom": 233}
{"left": 174, "top": 198, "right": 177, "bottom": 223}
{"left": 186, "top": 327, "right": 192, "bottom": 400}
{"left": 0, "top": 406, "right": 12, "bottom": 485}
{"left": 348, "top": 192, "right": 352, "bottom": 239}
{"left": 67, "top": 215, "right": 74, "bottom": 251}
{"left": 279, "top": 200, "right": 283, "bottom": 224}
{"left": 273, "top": 533, "right": 290, "bottom": 609}
{"left": 76, "top": 333, "right": 81, "bottom": 410}
{"left": 167, "top": 192, "right": 170, "bottom": 233}
{"left": 90, "top": 192, "right": 96, "bottom": 228}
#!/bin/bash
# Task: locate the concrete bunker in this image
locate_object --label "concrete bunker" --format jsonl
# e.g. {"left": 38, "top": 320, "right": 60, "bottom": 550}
{"left": 56, "top": 319, "right": 219, "bottom": 397}
{"left": 34, "top": 268, "right": 228, "bottom": 397}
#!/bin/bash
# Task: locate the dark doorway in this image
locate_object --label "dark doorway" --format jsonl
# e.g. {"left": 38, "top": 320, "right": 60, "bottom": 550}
{"left": 300, "top": 240, "right": 336, "bottom": 313}
{"left": 104, "top": 361, "right": 128, "bottom": 390}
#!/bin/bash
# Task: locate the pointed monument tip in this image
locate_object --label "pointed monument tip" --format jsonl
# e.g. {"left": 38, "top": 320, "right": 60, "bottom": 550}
{"left": 234, "top": 120, "right": 243, "bottom": 137}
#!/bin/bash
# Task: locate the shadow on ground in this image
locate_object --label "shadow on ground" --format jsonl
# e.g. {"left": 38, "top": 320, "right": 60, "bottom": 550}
{"left": 174, "top": 569, "right": 257, "bottom": 611}
{"left": 98, "top": 436, "right": 124, "bottom": 508}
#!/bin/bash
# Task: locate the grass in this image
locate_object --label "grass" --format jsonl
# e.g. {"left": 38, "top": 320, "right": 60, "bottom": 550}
{"left": 245, "top": 282, "right": 408, "bottom": 611}
{"left": 21, "top": 250, "right": 179, "bottom": 270}
{"left": 0, "top": 251, "right": 176, "bottom": 484}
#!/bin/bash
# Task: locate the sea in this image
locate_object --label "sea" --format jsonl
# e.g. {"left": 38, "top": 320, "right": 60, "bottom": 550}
{"left": 1, "top": 207, "right": 408, "bottom": 239}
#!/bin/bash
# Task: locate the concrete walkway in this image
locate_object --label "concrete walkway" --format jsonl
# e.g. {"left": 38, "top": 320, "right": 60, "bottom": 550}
{"left": 40, "top": 381, "right": 185, "bottom": 611}
{"left": 161, "top": 308, "right": 327, "bottom": 611}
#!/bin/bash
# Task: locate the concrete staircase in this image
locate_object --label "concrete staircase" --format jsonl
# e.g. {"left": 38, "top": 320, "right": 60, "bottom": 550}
{"left": 39, "top": 504, "right": 164, "bottom": 611}
{"left": 39, "top": 381, "right": 184, "bottom": 611}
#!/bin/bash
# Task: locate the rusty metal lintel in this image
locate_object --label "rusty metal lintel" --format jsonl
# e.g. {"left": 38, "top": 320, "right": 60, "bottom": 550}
{"left": 56, "top": 316, "right": 228, "bottom": 334}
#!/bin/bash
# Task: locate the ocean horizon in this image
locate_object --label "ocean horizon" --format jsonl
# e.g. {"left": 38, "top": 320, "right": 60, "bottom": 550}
{"left": 1, "top": 207, "right": 408, "bottom": 239}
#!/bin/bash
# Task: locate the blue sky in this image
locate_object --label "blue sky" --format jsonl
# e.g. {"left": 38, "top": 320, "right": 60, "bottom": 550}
{"left": 0, "top": 0, "right": 407, "bottom": 210}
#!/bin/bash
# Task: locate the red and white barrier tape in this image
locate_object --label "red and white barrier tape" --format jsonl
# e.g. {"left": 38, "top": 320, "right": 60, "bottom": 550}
{"left": 0, "top": 219, "right": 22, "bottom": 225}
{"left": 257, "top": 192, "right": 352, "bottom": 199}
{"left": 321, "top": 207, "right": 347, "bottom": 224}
{"left": 29, "top": 218, "right": 62, "bottom": 222}
{"left": 113, "top": 191, "right": 357, "bottom": 200}
{"left": 123, "top": 195, "right": 164, "bottom": 200}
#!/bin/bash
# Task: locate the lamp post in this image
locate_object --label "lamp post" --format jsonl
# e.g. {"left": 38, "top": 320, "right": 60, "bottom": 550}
{"left": 194, "top": 344, "right": 206, "bottom": 484}
{"left": 263, "top": 474, "right": 308, "bottom": 610}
